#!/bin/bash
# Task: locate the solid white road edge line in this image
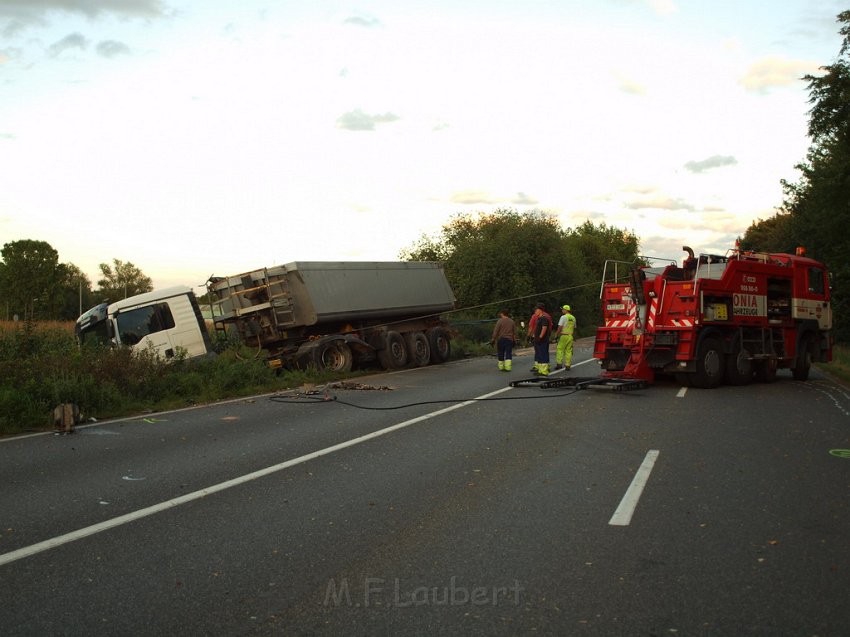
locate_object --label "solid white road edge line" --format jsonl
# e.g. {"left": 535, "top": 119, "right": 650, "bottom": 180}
{"left": 608, "top": 449, "right": 660, "bottom": 527}
{"left": 0, "top": 386, "right": 513, "bottom": 568}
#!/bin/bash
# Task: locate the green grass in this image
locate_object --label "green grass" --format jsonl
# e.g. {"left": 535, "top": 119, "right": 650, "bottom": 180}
{"left": 0, "top": 321, "right": 358, "bottom": 435}
{"left": 819, "top": 343, "right": 850, "bottom": 386}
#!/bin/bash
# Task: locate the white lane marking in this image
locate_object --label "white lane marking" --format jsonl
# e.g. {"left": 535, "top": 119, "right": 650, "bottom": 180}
{"left": 0, "top": 386, "right": 513, "bottom": 568}
{"left": 608, "top": 450, "right": 660, "bottom": 526}
{"left": 676, "top": 387, "right": 687, "bottom": 398}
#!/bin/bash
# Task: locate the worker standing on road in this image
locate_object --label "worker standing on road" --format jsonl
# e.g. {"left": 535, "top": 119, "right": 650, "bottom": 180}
{"left": 490, "top": 308, "right": 517, "bottom": 371}
{"left": 527, "top": 302, "right": 553, "bottom": 372}
{"left": 532, "top": 302, "right": 551, "bottom": 375}
{"left": 553, "top": 304, "right": 577, "bottom": 370}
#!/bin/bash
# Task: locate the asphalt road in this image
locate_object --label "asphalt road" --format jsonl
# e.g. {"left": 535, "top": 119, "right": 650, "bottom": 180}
{"left": 1, "top": 341, "right": 849, "bottom": 636}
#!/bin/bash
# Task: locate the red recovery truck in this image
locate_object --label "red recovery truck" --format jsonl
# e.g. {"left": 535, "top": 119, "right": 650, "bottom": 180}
{"left": 590, "top": 246, "right": 832, "bottom": 388}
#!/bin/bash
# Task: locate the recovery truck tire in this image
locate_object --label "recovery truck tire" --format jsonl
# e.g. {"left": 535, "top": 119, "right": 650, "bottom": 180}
{"left": 427, "top": 327, "right": 451, "bottom": 364}
{"left": 377, "top": 331, "right": 408, "bottom": 369}
{"left": 405, "top": 331, "right": 431, "bottom": 367}
{"left": 792, "top": 334, "right": 815, "bottom": 381}
{"left": 692, "top": 336, "right": 724, "bottom": 389}
{"left": 753, "top": 358, "right": 778, "bottom": 383}
{"left": 725, "top": 345, "right": 753, "bottom": 385}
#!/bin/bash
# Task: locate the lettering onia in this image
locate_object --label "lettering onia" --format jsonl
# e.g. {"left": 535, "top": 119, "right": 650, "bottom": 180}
{"left": 732, "top": 293, "right": 766, "bottom": 317}
{"left": 324, "top": 576, "right": 524, "bottom": 608}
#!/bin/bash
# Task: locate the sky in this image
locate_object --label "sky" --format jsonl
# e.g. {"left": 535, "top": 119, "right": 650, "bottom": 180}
{"left": 1, "top": 0, "right": 847, "bottom": 295}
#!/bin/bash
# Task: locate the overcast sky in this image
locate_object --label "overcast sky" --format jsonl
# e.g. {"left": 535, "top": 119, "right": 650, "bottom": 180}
{"left": 1, "top": 0, "right": 846, "bottom": 293}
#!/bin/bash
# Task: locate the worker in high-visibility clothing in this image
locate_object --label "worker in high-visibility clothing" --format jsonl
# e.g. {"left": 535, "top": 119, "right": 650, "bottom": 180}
{"left": 553, "top": 304, "right": 576, "bottom": 370}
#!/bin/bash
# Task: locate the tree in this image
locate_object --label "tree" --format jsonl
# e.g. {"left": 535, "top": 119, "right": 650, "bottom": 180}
{"left": 402, "top": 209, "right": 573, "bottom": 320}
{"left": 400, "top": 210, "right": 640, "bottom": 333}
{"left": 58, "top": 263, "right": 94, "bottom": 320}
{"left": 96, "top": 259, "right": 153, "bottom": 302}
{"left": 740, "top": 213, "right": 794, "bottom": 253}
{"left": 776, "top": 10, "right": 850, "bottom": 342}
{"left": 0, "top": 240, "right": 65, "bottom": 320}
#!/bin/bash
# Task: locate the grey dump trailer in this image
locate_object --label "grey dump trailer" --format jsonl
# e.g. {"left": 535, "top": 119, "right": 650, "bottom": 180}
{"left": 206, "top": 261, "right": 456, "bottom": 371}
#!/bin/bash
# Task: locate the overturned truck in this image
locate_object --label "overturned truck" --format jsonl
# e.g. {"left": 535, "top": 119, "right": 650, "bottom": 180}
{"left": 206, "top": 261, "right": 456, "bottom": 372}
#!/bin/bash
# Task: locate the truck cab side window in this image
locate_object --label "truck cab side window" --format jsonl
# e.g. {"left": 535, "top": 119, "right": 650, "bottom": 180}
{"left": 808, "top": 268, "right": 825, "bottom": 295}
{"left": 116, "top": 303, "right": 175, "bottom": 345}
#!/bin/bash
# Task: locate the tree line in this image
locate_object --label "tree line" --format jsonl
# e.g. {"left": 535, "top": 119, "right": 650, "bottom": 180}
{"left": 741, "top": 10, "right": 849, "bottom": 343}
{"left": 0, "top": 239, "right": 153, "bottom": 321}
{"left": 400, "top": 212, "right": 639, "bottom": 332}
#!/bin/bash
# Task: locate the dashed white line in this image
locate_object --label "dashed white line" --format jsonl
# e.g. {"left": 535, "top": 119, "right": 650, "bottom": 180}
{"left": 609, "top": 449, "right": 660, "bottom": 526}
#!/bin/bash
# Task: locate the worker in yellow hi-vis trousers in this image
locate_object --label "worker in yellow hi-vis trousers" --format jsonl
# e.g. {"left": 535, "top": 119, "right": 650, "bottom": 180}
{"left": 553, "top": 304, "right": 576, "bottom": 370}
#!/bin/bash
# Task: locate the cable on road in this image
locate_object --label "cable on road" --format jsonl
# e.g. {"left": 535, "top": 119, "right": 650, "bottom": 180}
{"left": 268, "top": 386, "right": 583, "bottom": 410}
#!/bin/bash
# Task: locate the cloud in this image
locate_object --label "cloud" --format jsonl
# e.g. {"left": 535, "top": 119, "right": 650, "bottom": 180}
{"left": 512, "top": 192, "right": 539, "bottom": 205}
{"left": 450, "top": 190, "right": 502, "bottom": 205}
{"left": 739, "top": 56, "right": 822, "bottom": 93}
{"left": 96, "top": 39, "right": 130, "bottom": 58}
{"left": 646, "top": 0, "right": 678, "bottom": 15}
{"left": 625, "top": 196, "right": 695, "bottom": 211}
{"left": 448, "top": 191, "right": 539, "bottom": 206}
{"left": 336, "top": 109, "right": 400, "bottom": 131}
{"left": 615, "top": 73, "right": 647, "bottom": 96}
{"left": 684, "top": 155, "right": 738, "bottom": 173}
{"left": 343, "top": 15, "right": 381, "bottom": 28}
{"left": 48, "top": 32, "right": 88, "bottom": 56}
{"left": 0, "top": 0, "right": 167, "bottom": 21}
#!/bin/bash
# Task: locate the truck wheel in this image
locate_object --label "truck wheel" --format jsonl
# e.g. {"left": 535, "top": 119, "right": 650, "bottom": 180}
{"left": 754, "top": 358, "right": 777, "bottom": 383}
{"left": 692, "top": 337, "right": 724, "bottom": 389}
{"left": 725, "top": 346, "right": 753, "bottom": 385}
{"left": 377, "top": 331, "right": 408, "bottom": 369}
{"left": 405, "top": 331, "right": 431, "bottom": 367}
{"left": 427, "top": 327, "right": 451, "bottom": 363}
{"left": 792, "top": 334, "right": 814, "bottom": 381}
{"left": 315, "top": 341, "right": 353, "bottom": 373}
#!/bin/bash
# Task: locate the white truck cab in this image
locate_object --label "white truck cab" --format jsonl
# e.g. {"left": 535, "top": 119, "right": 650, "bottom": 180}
{"left": 76, "top": 286, "right": 211, "bottom": 360}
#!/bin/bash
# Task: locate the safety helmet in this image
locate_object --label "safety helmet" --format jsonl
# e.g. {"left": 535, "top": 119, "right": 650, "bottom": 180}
{"left": 562, "top": 304, "right": 571, "bottom": 311}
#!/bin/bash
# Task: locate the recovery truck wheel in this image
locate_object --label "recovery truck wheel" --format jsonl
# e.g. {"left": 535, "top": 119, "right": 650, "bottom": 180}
{"left": 427, "top": 327, "right": 451, "bottom": 364}
{"left": 405, "top": 331, "right": 431, "bottom": 367}
{"left": 314, "top": 341, "right": 353, "bottom": 373}
{"left": 377, "top": 331, "right": 408, "bottom": 369}
{"left": 692, "top": 336, "right": 724, "bottom": 389}
{"left": 725, "top": 345, "right": 753, "bottom": 385}
{"left": 753, "top": 358, "right": 778, "bottom": 383}
{"left": 792, "top": 334, "right": 814, "bottom": 381}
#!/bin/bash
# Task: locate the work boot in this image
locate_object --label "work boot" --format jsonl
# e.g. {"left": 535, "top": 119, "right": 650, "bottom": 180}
{"left": 538, "top": 363, "right": 550, "bottom": 376}
{"left": 498, "top": 360, "right": 505, "bottom": 371}
{"left": 564, "top": 365, "right": 570, "bottom": 371}
{"left": 554, "top": 364, "right": 563, "bottom": 370}
{"left": 505, "top": 359, "right": 512, "bottom": 372}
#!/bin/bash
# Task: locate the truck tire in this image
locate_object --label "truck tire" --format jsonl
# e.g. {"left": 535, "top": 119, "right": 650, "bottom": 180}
{"left": 405, "top": 331, "right": 431, "bottom": 367}
{"left": 427, "top": 327, "right": 451, "bottom": 363}
{"left": 725, "top": 345, "right": 753, "bottom": 385}
{"left": 692, "top": 336, "right": 724, "bottom": 389}
{"left": 377, "top": 331, "right": 408, "bottom": 369}
{"left": 792, "top": 334, "right": 814, "bottom": 381}
{"left": 314, "top": 341, "right": 353, "bottom": 373}
{"left": 753, "top": 358, "right": 778, "bottom": 383}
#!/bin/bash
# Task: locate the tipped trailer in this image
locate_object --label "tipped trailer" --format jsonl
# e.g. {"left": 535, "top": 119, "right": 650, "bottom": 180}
{"left": 206, "top": 261, "right": 456, "bottom": 372}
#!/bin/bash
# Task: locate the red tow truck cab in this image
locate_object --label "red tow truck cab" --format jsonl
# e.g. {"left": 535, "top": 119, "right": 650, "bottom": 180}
{"left": 593, "top": 246, "right": 832, "bottom": 388}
